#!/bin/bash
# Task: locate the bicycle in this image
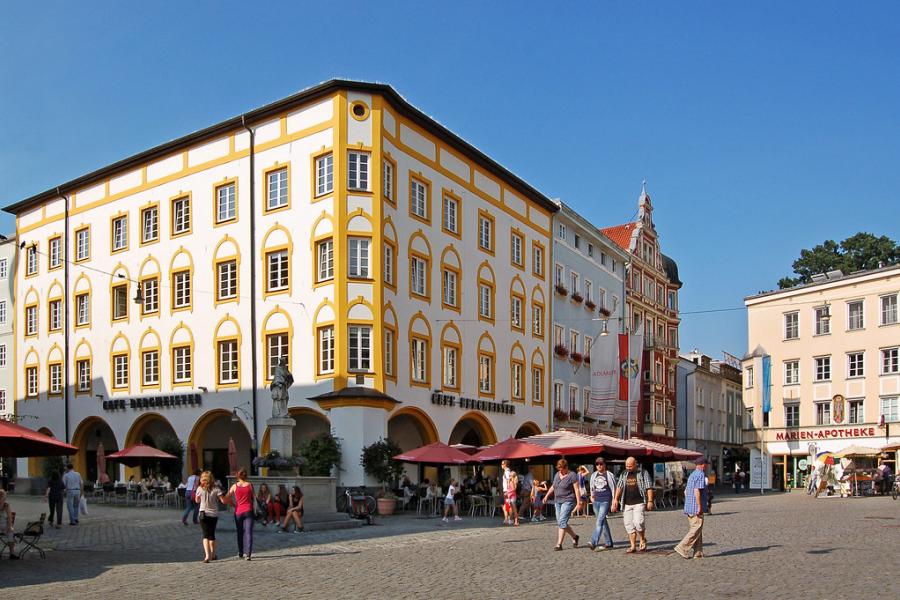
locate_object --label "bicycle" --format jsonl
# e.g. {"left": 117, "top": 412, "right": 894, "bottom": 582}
{"left": 336, "top": 488, "right": 376, "bottom": 524}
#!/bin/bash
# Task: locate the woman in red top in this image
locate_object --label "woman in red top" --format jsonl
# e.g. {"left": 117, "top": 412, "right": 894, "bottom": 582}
{"left": 223, "top": 467, "right": 255, "bottom": 561}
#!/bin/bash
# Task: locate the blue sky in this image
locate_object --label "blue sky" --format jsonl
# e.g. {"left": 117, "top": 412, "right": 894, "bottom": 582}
{"left": 1, "top": 2, "right": 898, "bottom": 356}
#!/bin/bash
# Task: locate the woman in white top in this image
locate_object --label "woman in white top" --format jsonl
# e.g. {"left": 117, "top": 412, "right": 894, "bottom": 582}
{"left": 194, "top": 471, "right": 223, "bottom": 563}
{"left": 442, "top": 479, "right": 461, "bottom": 522}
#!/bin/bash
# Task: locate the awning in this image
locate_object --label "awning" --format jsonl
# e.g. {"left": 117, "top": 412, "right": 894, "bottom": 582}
{"left": 623, "top": 438, "right": 702, "bottom": 461}
{"left": 470, "top": 437, "right": 559, "bottom": 462}
{"left": 0, "top": 419, "right": 77, "bottom": 457}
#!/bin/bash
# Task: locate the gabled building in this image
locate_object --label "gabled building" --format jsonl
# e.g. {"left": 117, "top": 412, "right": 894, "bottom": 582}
{"left": 601, "top": 184, "right": 682, "bottom": 444}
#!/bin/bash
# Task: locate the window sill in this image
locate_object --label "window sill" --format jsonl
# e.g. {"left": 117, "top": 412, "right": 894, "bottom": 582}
{"left": 813, "top": 332, "right": 831, "bottom": 337}
{"left": 814, "top": 379, "right": 832, "bottom": 383}
{"left": 878, "top": 321, "right": 899, "bottom": 328}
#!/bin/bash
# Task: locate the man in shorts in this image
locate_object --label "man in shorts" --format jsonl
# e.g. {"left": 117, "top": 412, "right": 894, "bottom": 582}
{"left": 611, "top": 456, "right": 654, "bottom": 553}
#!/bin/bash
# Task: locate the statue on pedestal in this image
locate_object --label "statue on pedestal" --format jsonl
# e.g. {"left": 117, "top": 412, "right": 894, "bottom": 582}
{"left": 270, "top": 358, "right": 294, "bottom": 419}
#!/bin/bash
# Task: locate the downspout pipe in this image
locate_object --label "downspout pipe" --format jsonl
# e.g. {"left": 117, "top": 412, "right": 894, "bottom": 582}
{"left": 59, "top": 187, "right": 70, "bottom": 443}
{"left": 241, "top": 117, "right": 259, "bottom": 458}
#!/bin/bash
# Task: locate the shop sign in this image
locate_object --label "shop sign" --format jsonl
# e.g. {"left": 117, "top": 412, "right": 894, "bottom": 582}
{"left": 774, "top": 427, "right": 876, "bottom": 441}
{"left": 429, "top": 391, "right": 515, "bottom": 415}
{"left": 103, "top": 393, "right": 202, "bottom": 412}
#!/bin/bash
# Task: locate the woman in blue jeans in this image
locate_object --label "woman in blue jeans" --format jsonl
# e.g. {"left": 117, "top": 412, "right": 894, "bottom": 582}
{"left": 541, "top": 459, "right": 583, "bottom": 551}
{"left": 588, "top": 457, "right": 617, "bottom": 550}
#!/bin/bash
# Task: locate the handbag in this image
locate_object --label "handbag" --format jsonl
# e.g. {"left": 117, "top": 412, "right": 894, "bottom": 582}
{"left": 79, "top": 495, "right": 88, "bottom": 516}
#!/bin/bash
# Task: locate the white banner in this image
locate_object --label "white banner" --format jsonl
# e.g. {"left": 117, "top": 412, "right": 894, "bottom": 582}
{"left": 627, "top": 326, "right": 643, "bottom": 426}
{"left": 588, "top": 322, "right": 619, "bottom": 421}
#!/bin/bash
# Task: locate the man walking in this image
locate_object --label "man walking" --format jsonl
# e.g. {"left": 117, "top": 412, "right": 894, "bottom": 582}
{"left": 61, "top": 463, "right": 84, "bottom": 526}
{"left": 674, "top": 457, "right": 709, "bottom": 559}
{"left": 611, "top": 457, "right": 654, "bottom": 553}
{"left": 182, "top": 469, "right": 201, "bottom": 525}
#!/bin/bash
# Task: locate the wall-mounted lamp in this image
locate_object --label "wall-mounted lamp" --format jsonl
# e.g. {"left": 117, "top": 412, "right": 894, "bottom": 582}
{"left": 198, "top": 386, "right": 208, "bottom": 393}
{"left": 95, "top": 394, "right": 104, "bottom": 400}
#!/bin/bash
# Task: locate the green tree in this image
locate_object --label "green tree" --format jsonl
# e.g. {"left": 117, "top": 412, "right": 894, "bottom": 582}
{"left": 360, "top": 438, "right": 405, "bottom": 497}
{"left": 778, "top": 233, "right": 899, "bottom": 289}
{"left": 296, "top": 432, "right": 342, "bottom": 476}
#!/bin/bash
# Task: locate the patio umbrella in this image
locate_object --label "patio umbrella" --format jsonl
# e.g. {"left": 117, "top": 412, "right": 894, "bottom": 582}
{"left": 0, "top": 419, "right": 77, "bottom": 457}
{"left": 394, "top": 442, "right": 472, "bottom": 465}
{"left": 96, "top": 441, "right": 107, "bottom": 482}
{"left": 106, "top": 444, "right": 178, "bottom": 467}
{"left": 835, "top": 445, "right": 881, "bottom": 458}
{"left": 470, "top": 437, "right": 559, "bottom": 462}
{"left": 524, "top": 430, "right": 627, "bottom": 457}
{"left": 621, "top": 437, "right": 702, "bottom": 461}
{"left": 227, "top": 437, "right": 238, "bottom": 474}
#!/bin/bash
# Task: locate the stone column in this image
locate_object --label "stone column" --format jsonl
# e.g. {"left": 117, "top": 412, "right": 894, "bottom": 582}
{"left": 266, "top": 416, "right": 296, "bottom": 458}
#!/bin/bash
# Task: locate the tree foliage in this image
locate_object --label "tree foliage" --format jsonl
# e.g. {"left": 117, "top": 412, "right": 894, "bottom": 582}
{"left": 297, "top": 432, "right": 342, "bottom": 476}
{"left": 778, "top": 232, "right": 899, "bottom": 289}
{"left": 360, "top": 438, "right": 405, "bottom": 493}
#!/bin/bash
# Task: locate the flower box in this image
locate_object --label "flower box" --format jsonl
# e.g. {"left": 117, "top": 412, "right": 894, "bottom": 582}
{"left": 571, "top": 292, "right": 584, "bottom": 304}
{"left": 554, "top": 284, "right": 569, "bottom": 296}
{"left": 584, "top": 300, "right": 596, "bottom": 311}
{"left": 553, "top": 344, "right": 569, "bottom": 358}
{"left": 553, "top": 408, "right": 570, "bottom": 422}
{"left": 569, "top": 409, "right": 582, "bottom": 421}
{"left": 570, "top": 352, "right": 583, "bottom": 363}
{"left": 598, "top": 307, "right": 612, "bottom": 317}
{"left": 583, "top": 355, "right": 591, "bottom": 365}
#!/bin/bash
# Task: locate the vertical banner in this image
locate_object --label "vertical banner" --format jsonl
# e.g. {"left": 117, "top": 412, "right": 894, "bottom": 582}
{"left": 762, "top": 355, "right": 771, "bottom": 414}
{"left": 589, "top": 325, "right": 619, "bottom": 421}
{"left": 627, "top": 325, "right": 644, "bottom": 429}
{"left": 615, "top": 333, "right": 630, "bottom": 425}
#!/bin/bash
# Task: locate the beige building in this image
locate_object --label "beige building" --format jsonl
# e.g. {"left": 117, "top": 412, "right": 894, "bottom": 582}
{"left": 742, "top": 265, "right": 900, "bottom": 489}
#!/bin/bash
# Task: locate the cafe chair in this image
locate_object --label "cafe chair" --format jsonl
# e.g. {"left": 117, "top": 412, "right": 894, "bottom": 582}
{"left": 14, "top": 513, "right": 47, "bottom": 560}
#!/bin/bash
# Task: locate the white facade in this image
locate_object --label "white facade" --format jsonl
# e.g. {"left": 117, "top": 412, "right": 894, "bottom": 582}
{"left": 0, "top": 237, "right": 15, "bottom": 421}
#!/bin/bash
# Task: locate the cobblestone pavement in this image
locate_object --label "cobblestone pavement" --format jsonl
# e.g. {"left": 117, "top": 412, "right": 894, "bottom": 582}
{"left": 1, "top": 491, "right": 898, "bottom": 599}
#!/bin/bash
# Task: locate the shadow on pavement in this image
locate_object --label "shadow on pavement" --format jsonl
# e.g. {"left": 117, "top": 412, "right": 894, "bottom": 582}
{"left": 714, "top": 545, "right": 781, "bottom": 557}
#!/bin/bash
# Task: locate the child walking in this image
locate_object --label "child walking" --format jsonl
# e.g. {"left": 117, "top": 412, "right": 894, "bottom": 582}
{"left": 442, "top": 479, "right": 462, "bottom": 522}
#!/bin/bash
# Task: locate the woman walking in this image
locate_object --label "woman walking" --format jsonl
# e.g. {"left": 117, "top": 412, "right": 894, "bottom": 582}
{"left": 194, "top": 471, "right": 223, "bottom": 563}
{"left": 541, "top": 459, "right": 583, "bottom": 551}
{"left": 588, "top": 457, "right": 616, "bottom": 551}
{"left": 45, "top": 470, "right": 65, "bottom": 529}
{"left": 223, "top": 467, "right": 255, "bottom": 560}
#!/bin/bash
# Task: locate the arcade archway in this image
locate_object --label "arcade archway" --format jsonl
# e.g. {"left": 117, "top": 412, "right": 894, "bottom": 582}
{"left": 388, "top": 407, "right": 439, "bottom": 451}
{"left": 123, "top": 413, "right": 178, "bottom": 479}
{"left": 27, "top": 428, "right": 56, "bottom": 478}
{"left": 448, "top": 411, "right": 497, "bottom": 447}
{"left": 514, "top": 421, "right": 542, "bottom": 439}
{"left": 188, "top": 409, "right": 252, "bottom": 486}
{"left": 260, "top": 407, "right": 330, "bottom": 456}
{"left": 72, "top": 417, "right": 119, "bottom": 482}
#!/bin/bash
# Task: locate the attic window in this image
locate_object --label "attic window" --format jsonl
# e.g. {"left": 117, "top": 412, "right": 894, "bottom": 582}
{"left": 350, "top": 101, "right": 369, "bottom": 120}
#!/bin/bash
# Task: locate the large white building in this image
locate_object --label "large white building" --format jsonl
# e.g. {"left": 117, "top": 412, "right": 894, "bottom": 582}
{"left": 0, "top": 236, "right": 15, "bottom": 422}
{"left": 7, "top": 80, "right": 558, "bottom": 486}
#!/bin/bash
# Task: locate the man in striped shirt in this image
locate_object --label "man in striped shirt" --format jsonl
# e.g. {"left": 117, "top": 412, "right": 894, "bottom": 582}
{"left": 674, "top": 457, "right": 709, "bottom": 559}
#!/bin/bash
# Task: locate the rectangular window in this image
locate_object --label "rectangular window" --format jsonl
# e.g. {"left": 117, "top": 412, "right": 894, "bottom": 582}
{"left": 49, "top": 236, "right": 61, "bottom": 269}
{"left": 316, "top": 154, "right": 334, "bottom": 197}
{"left": 113, "top": 354, "right": 129, "bottom": 389}
{"left": 784, "top": 312, "right": 799, "bottom": 339}
{"left": 49, "top": 299, "right": 61, "bottom": 331}
{"left": 585, "top": 280, "right": 593, "bottom": 303}
{"left": 785, "top": 404, "right": 799, "bottom": 428}
{"left": 532, "top": 368, "right": 543, "bottom": 403}
{"left": 442, "top": 269, "right": 457, "bottom": 307}
{"left": 266, "top": 333, "right": 289, "bottom": 380}
{"left": 511, "top": 296, "right": 522, "bottom": 329}
{"left": 0, "top": 389, "right": 4, "bottom": 413}
{"left": 784, "top": 360, "right": 799, "bottom": 385}
{"left": 348, "top": 325, "right": 371, "bottom": 372}
{"left": 172, "top": 196, "right": 191, "bottom": 235}
{"left": 511, "top": 233, "right": 523, "bottom": 266}
{"left": 217, "top": 260, "right": 237, "bottom": 301}
{"left": 568, "top": 386, "right": 578, "bottom": 414}
{"left": 26, "top": 366, "right": 38, "bottom": 397}
{"left": 746, "top": 366, "right": 754, "bottom": 388}
{"left": 442, "top": 194, "right": 458, "bottom": 234}
{"left": 848, "top": 300, "right": 864, "bottom": 330}
{"left": 479, "top": 284, "right": 492, "bottom": 319}
{"left": 49, "top": 363, "right": 61, "bottom": 394}
{"left": 587, "top": 243, "right": 594, "bottom": 257}
{"left": 533, "top": 245, "right": 543, "bottom": 277}
{"left": 266, "top": 167, "right": 289, "bottom": 210}
{"left": 266, "top": 250, "right": 289, "bottom": 292}
{"left": 815, "top": 356, "right": 831, "bottom": 381}
{"left": 410, "top": 256, "right": 427, "bottom": 297}
{"left": 532, "top": 305, "right": 543, "bottom": 337}
{"left": 479, "top": 355, "right": 493, "bottom": 394}
{"left": 347, "top": 151, "right": 369, "bottom": 191}
{"left": 882, "top": 347, "right": 899, "bottom": 374}
{"left": 173, "top": 270, "right": 192, "bottom": 308}
{"left": 553, "top": 324, "right": 564, "bottom": 348}
{"left": 573, "top": 234, "right": 580, "bottom": 249}
{"left": 410, "top": 178, "right": 428, "bottom": 219}
{"left": 848, "top": 399, "right": 864, "bottom": 424}
{"left": 411, "top": 338, "right": 428, "bottom": 383}
{"left": 570, "top": 272, "right": 579, "bottom": 295}
{"left": 553, "top": 382, "right": 563, "bottom": 409}
{"left": 555, "top": 264, "right": 564, "bottom": 286}
{"left": 26, "top": 245, "right": 37, "bottom": 275}
{"left": 77, "top": 359, "right": 91, "bottom": 392}
{"left": 881, "top": 294, "right": 898, "bottom": 326}
{"left": 76, "top": 228, "right": 90, "bottom": 261}
{"left": 0, "top": 258, "right": 6, "bottom": 279}
{"left": 112, "top": 284, "right": 128, "bottom": 320}
{"left": 0, "top": 300, "right": 6, "bottom": 325}
{"left": 142, "top": 278, "right": 159, "bottom": 315}
{"left": 384, "top": 328, "right": 395, "bottom": 378}
{"left": 173, "top": 346, "right": 192, "bottom": 384}
{"left": 317, "top": 239, "right": 334, "bottom": 282}
{"left": 382, "top": 159, "right": 394, "bottom": 202}
{"left": 142, "top": 350, "right": 159, "bottom": 387}
{"left": 75, "top": 293, "right": 89, "bottom": 326}
{"left": 383, "top": 242, "right": 394, "bottom": 286}
{"left": 319, "top": 327, "right": 335, "bottom": 374}
{"left": 584, "top": 335, "right": 593, "bottom": 357}
{"left": 0, "top": 344, "right": 5, "bottom": 367}
{"left": 882, "top": 396, "right": 899, "bottom": 422}
{"left": 815, "top": 306, "right": 831, "bottom": 335}
{"left": 216, "top": 182, "right": 237, "bottom": 223}
{"left": 478, "top": 216, "right": 492, "bottom": 251}
{"left": 443, "top": 346, "right": 458, "bottom": 389}
{"left": 141, "top": 206, "right": 158, "bottom": 243}
{"left": 557, "top": 223, "right": 566, "bottom": 240}
{"left": 112, "top": 215, "right": 128, "bottom": 251}
{"left": 815, "top": 402, "right": 831, "bottom": 426}
{"left": 512, "top": 363, "right": 523, "bottom": 400}
{"left": 348, "top": 238, "right": 370, "bottom": 278}
{"left": 218, "top": 340, "right": 239, "bottom": 384}
{"left": 569, "top": 330, "right": 579, "bottom": 353}
{"left": 848, "top": 352, "right": 864, "bottom": 378}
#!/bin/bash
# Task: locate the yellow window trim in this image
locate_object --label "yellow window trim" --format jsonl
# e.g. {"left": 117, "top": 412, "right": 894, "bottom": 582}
{"left": 46, "top": 361, "right": 63, "bottom": 397}
{"left": 215, "top": 336, "right": 241, "bottom": 390}
{"left": 310, "top": 147, "right": 335, "bottom": 203}
{"left": 24, "top": 302, "right": 38, "bottom": 338}
{"left": 382, "top": 237, "right": 398, "bottom": 293}
{"left": 110, "top": 350, "right": 131, "bottom": 394}
{"left": 139, "top": 275, "right": 160, "bottom": 318}
{"left": 47, "top": 296, "right": 63, "bottom": 333}
{"left": 73, "top": 224, "right": 91, "bottom": 262}
{"left": 477, "top": 349, "right": 496, "bottom": 399}
{"left": 531, "top": 362, "right": 546, "bottom": 406}
{"left": 314, "top": 323, "right": 336, "bottom": 380}
{"left": 532, "top": 240, "right": 546, "bottom": 280}
{"left": 24, "top": 243, "right": 38, "bottom": 278}
{"left": 407, "top": 171, "right": 432, "bottom": 226}
{"left": 139, "top": 202, "right": 160, "bottom": 247}
{"left": 408, "top": 250, "right": 432, "bottom": 302}
{"left": 510, "top": 292, "right": 526, "bottom": 333}
{"left": 262, "top": 162, "right": 291, "bottom": 214}
{"left": 477, "top": 209, "right": 495, "bottom": 256}
{"left": 170, "top": 341, "right": 195, "bottom": 389}
{"left": 74, "top": 291, "right": 91, "bottom": 330}
{"left": 440, "top": 264, "right": 461, "bottom": 313}
{"left": 75, "top": 355, "right": 93, "bottom": 396}
{"left": 510, "top": 229, "right": 525, "bottom": 271}
{"left": 213, "top": 176, "right": 240, "bottom": 227}
{"left": 263, "top": 244, "right": 292, "bottom": 298}
{"left": 170, "top": 192, "right": 193, "bottom": 239}
{"left": 440, "top": 339, "right": 461, "bottom": 392}
{"left": 440, "top": 189, "right": 462, "bottom": 239}
{"left": 532, "top": 300, "right": 546, "bottom": 340}
{"left": 477, "top": 278, "right": 495, "bottom": 325}
{"left": 140, "top": 347, "right": 162, "bottom": 392}
{"left": 383, "top": 323, "right": 398, "bottom": 383}
{"left": 24, "top": 364, "right": 38, "bottom": 398}
{"left": 109, "top": 211, "right": 130, "bottom": 255}
{"left": 382, "top": 154, "right": 397, "bottom": 206}
{"left": 510, "top": 356, "right": 526, "bottom": 403}
{"left": 312, "top": 234, "right": 335, "bottom": 289}
{"left": 214, "top": 255, "right": 241, "bottom": 306}
{"left": 409, "top": 334, "right": 431, "bottom": 389}
{"left": 47, "top": 235, "right": 63, "bottom": 271}
{"left": 349, "top": 100, "right": 370, "bottom": 121}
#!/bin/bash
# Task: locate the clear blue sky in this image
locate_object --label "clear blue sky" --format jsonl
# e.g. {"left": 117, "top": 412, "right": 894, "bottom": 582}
{"left": 2, "top": 2, "right": 898, "bottom": 357}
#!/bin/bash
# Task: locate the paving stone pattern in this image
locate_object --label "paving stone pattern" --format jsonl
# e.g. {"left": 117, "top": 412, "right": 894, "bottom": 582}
{"left": 1, "top": 491, "right": 898, "bottom": 599}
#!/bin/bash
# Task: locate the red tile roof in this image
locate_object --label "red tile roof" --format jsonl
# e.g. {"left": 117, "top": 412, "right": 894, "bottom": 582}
{"left": 600, "top": 222, "right": 637, "bottom": 251}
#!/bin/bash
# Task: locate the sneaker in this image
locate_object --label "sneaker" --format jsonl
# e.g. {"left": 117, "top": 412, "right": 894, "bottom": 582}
{"left": 293, "top": 529, "right": 303, "bottom": 534}
{"left": 442, "top": 517, "right": 449, "bottom": 523}
{"left": 276, "top": 528, "right": 284, "bottom": 534}
{"left": 454, "top": 516, "right": 462, "bottom": 521}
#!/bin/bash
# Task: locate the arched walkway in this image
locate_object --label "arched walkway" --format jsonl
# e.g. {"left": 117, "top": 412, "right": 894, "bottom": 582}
{"left": 27, "top": 428, "right": 56, "bottom": 478}
{"left": 514, "top": 421, "right": 542, "bottom": 439}
{"left": 123, "top": 413, "right": 178, "bottom": 479}
{"left": 188, "top": 409, "right": 252, "bottom": 486}
{"left": 388, "top": 407, "right": 439, "bottom": 452}
{"left": 71, "top": 417, "right": 119, "bottom": 482}
{"left": 448, "top": 412, "right": 498, "bottom": 447}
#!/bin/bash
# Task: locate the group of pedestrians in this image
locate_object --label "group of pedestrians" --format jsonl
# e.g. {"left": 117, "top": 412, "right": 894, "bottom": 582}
{"left": 543, "top": 456, "right": 709, "bottom": 559}
{"left": 188, "top": 467, "right": 257, "bottom": 562}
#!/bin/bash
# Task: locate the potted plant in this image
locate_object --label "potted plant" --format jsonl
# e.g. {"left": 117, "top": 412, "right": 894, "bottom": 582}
{"left": 360, "top": 438, "right": 405, "bottom": 516}
{"left": 297, "top": 432, "right": 342, "bottom": 476}
{"left": 571, "top": 292, "right": 584, "bottom": 304}
{"left": 598, "top": 306, "right": 612, "bottom": 317}
{"left": 570, "top": 351, "right": 583, "bottom": 363}
{"left": 554, "top": 283, "right": 569, "bottom": 296}
{"left": 553, "top": 344, "right": 569, "bottom": 358}
{"left": 569, "top": 409, "right": 582, "bottom": 421}
{"left": 553, "top": 408, "right": 570, "bottom": 422}
{"left": 583, "top": 416, "right": 596, "bottom": 424}
{"left": 584, "top": 299, "right": 596, "bottom": 311}
{"left": 252, "top": 449, "right": 303, "bottom": 476}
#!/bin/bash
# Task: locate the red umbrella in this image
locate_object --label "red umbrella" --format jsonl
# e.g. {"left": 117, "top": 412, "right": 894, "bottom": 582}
{"left": 470, "top": 437, "right": 559, "bottom": 462}
{"left": 106, "top": 444, "right": 178, "bottom": 468}
{"left": 0, "top": 419, "right": 77, "bottom": 457}
{"left": 189, "top": 442, "right": 199, "bottom": 472}
{"left": 227, "top": 437, "right": 238, "bottom": 474}
{"left": 623, "top": 437, "right": 701, "bottom": 460}
{"left": 394, "top": 442, "right": 472, "bottom": 465}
